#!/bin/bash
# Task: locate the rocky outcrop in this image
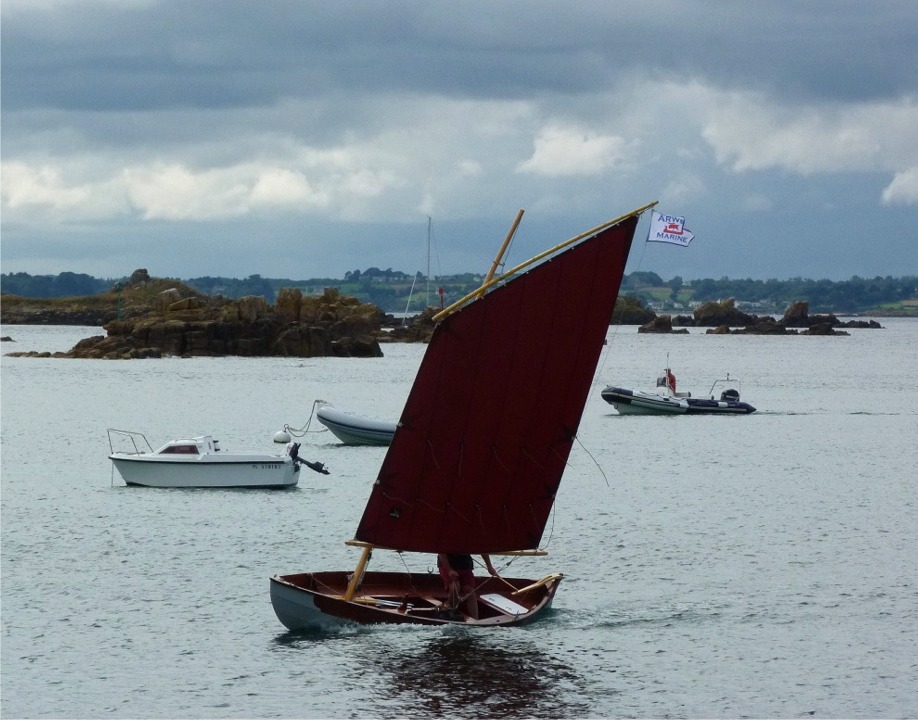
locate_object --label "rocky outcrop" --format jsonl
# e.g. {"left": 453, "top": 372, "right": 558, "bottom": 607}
{"left": 709, "top": 317, "right": 794, "bottom": 335}
{"left": 0, "top": 271, "right": 200, "bottom": 326}
{"left": 780, "top": 300, "right": 881, "bottom": 329}
{"left": 129, "top": 268, "right": 151, "bottom": 284}
{"left": 638, "top": 316, "right": 689, "bottom": 334}
{"left": 612, "top": 295, "right": 657, "bottom": 325}
{"left": 692, "top": 298, "right": 757, "bottom": 327}
{"left": 6, "top": 287, "right": 384, "bottom": 359}
{"left": 672, "top": 299, "right": 880, "bottom": 334}
{"left": 704, "top": 301, "right": 881, "bottom": 335}
{"left": 382, "top": 307, "right": 438, "bottom": 343}
{"left": 780, "top": 300, "right": 810, "bottom": 327}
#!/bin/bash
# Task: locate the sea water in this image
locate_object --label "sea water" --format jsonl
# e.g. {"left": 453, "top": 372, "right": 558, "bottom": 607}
{"left": 1, "top": 321, "right": 916, "bottom": 718}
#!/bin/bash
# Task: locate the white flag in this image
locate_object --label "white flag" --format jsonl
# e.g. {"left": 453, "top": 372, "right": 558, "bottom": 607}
{"left": 647, "top": 210, "right": 695, "bottom": 247}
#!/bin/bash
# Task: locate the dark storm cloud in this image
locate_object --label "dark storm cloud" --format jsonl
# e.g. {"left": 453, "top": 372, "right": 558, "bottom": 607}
{"left": 4, "top": 1, "right": 915, "bottom": 114}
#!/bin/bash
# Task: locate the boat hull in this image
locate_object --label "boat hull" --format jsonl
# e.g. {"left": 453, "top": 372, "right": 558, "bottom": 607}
{"left": 109, "top": 455, "right": 298, "bottom": 488}
{"left": 269, "top": 570, "right": 562, "bottom": 630}
{"left": 315, "top": 404, "right": 396, "bottom": 446}
{"left": 601, "top": 387, "right": 756, "bottom": 415}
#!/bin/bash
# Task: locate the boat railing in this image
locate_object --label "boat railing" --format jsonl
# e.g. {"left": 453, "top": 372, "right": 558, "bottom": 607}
{"left": 706, "top": 375, "right": 742, "bottom": 399}
{"left": 107, "top": 428, "right": 154, "bottom": 456}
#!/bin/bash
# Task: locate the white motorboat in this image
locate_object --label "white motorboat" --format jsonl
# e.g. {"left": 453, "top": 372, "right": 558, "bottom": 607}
{"left": 107, "top": 429, "right": 328, "bottom": 488}
{"left": 601, "top": 369, "right": 756, "bottom": 415}
{"left": 315, "top": 402, "right": 397, "bottom": 446}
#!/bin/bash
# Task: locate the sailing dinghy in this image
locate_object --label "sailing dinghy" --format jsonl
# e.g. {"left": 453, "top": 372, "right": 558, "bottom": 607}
{"left": 270, "top": 203, "right": 653, "bottom": 629}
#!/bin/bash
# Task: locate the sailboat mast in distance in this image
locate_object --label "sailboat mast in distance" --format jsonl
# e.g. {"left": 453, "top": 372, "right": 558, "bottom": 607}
{"left": 426, "top": 215, "right": 432, "bottom": 308}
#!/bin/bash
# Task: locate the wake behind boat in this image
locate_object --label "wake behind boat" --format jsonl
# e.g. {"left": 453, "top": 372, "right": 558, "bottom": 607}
{"left": 315, "top": 402, "right": 397, "bottom": 446}
{"left": 108, "top": 429, "right": 328, "bottom": 488}
{"left": 601, "top": 368, "right": 756, "bottom": 415}
{"left": 270, "top": 202, "right": 653, "bottom": 630}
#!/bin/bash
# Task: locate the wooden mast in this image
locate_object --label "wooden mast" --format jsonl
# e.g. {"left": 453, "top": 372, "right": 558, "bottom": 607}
{"left": 343, "top": 542, "right": 373, "bottom": 601}
{"left": 476, "top": 208, "right": 524, "bottom": 298}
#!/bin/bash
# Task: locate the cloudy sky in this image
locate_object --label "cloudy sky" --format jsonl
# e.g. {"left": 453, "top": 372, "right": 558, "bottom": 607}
{"left": 2, "top": 0, "right": 917, "bottom": 283}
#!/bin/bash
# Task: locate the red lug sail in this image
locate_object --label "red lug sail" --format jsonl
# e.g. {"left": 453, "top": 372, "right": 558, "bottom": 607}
{"left": 354, "top": 213, "right": 640, "bottom": 554}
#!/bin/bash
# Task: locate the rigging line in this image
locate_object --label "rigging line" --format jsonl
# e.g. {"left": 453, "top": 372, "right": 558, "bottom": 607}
{"left": 447, "top": 502, "right": 472, "bottom": 525}
{"left": 426, "top": 215, "right": 432, "bottom": 307}
{"left": 490, "top": 445, "right": 513, "bottom": 475}
{"left": 542, "top": 501, "right": 556, "bottom": 549}
{"left": 471, "top": 570, "right": 518, "bottom": 598}
{"left": 418, "top": 498, "right": 448, "bottom": 514}
{"left": 429, "top": 217, "right": 443, "bottom": 283}
{"left": 378, "top": 489, "right": 419, "bottom": 512}
{"left": 283, "top": 399, "right": 325, "bottom": 437}
{"left": 575, "top": 433, "right": 610, "bottom": 487}
{"left": 549, "top": 443, "right": 569, "bottom": 471}
{"left": 396, "top": 552, "right": 427, "bottom": 599}
{"left": 315, "top": 574, "right": 351, "bottom": 597}
{"left": 402, "top": 272, "right": 419, "bottom": 321}
{"left": 425, "top": 437, "right": 441, "bottom": 471}
{"left": 521, "top": 446, "right": 546, "bottom": 470}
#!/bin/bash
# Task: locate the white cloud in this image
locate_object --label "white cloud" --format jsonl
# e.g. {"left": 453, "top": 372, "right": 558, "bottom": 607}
{"left": 704, "top": 101, "right": 873, "bottom": 174}
{"left": 123, "top": 163, "right": 252, "bottom": 220}
{"left": 516, "top": 124, "right": 633, "bottom": 177}
{"left": 338, "top": 168, "right": 398, "bottom": 199}
{"left": 661, "top": 173, "right": 706, "bottom": 204}
{"left": 882, "top": 167, "right": 918, "bottom": 206}
{"left": 698, "top": 89, "right": 918, "bottom": 179}
{"left": 249, "top": 168, "right": 327, "bottom": 208}
{"left": 0, "top": 161, "right": 128, "bottom": 220}
{"left": 1, "top": 150, "right": 402, "bottom": 225}
{"left": 2, "top": 162, "right": 91, "bottom": 210}
{"left": 120, "top": 158, "right": 402, "bottom": 221}
{"left": 456, "top": 160, "right": 483, "bottom": 178}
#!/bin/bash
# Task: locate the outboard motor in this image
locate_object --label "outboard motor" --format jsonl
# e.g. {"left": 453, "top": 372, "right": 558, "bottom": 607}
{"left": 287, "top": 442, "right": 330, "bottom": 475}
{"left": 720, "top": 388, "right": 740, "bottom": 403}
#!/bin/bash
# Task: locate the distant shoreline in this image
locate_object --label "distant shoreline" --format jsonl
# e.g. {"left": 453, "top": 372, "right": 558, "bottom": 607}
{"left": 3, "top": 270, "right": 916, "bottom": 317}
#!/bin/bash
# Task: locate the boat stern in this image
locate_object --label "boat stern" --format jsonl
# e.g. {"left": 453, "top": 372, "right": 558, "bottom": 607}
{"left": 270, "top": 574, "right": 346, "bottom": 631}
